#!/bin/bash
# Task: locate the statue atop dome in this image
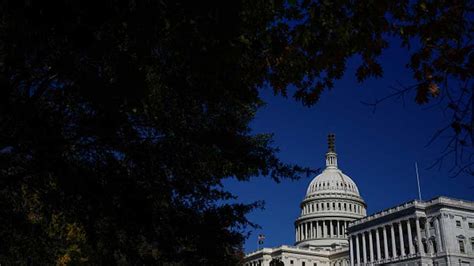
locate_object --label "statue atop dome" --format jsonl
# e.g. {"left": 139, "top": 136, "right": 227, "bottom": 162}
{"left": 326, "top": 133, "right": 338, "bottom": 169}
{"left": 328, "top": 133, "right": 336, "bottom": 152}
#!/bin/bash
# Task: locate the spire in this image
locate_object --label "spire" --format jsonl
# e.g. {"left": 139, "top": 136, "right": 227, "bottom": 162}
{"left": 325, "top": 133, "right": 338, "bottom": 169}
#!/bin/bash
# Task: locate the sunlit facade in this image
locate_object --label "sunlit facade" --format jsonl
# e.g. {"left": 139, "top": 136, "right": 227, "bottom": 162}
{"left": 348, "top": 197, "right": 474, "bottom": 266}
{"left": 243, "top": 135, "right": 474, "bottom": 266}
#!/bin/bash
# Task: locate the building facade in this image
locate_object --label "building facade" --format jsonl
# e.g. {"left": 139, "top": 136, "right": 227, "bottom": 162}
{"left": 347, "top": 196, "right": 474, "bottom": 266}
{"left": 244, "top": 135, "right": 474, "bottom": 266}
{"left": 244, "top": 245, "right": 348, "bottom": 266}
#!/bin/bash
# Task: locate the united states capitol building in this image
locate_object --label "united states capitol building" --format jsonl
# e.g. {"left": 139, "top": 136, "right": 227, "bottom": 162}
{"left": 244, "top": 135, "right": 474, "bottom": 266}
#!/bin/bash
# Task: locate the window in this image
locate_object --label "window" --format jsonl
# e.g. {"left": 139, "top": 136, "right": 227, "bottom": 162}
{"left": 459, "top": 240, "right": 465, "bottom": 253}
{"left": 471, "top": 238, "right": 474, "bottom": 250}
{"left": 290, "top": 260, "right": 294, "bottom": 264}
{"left": 469, "top": 222, "right": 474, "bottom": 229}
{"left": 429, "top": 221, "right": 434, "bottom": 228}
{"left": 456, "top": 220, "right": 462, "bottom": 227}
{"left": 302, "top": 263, "right": 306, "bottom": 266}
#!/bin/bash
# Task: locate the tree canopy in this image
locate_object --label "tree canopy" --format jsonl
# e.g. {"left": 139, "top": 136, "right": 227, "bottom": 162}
{"left": 0, "top": 1, "right": 310, "bottom": 264}
{"left": 0, "top": 0, "right": 472, "bottom": 264}
{"left": 267, "top": 0, "right": 473, "bottom": 174}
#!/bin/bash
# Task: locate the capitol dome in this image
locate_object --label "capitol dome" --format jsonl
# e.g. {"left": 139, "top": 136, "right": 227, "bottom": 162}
{"left": 295, "top": 134, "right": 366, "bottom": 250}
{"left": 306, "top": 168, "right": 360, "bottom": 197}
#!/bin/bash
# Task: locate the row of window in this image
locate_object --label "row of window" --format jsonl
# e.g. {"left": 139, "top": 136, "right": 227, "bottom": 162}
{"left": 302, "top": 201, "right": 363, "bottom": 215}
{"left": 455, "top": 220, "right": 474, "bottom": 229}
{"left": 310, "top": 181, "right": 356, "bottom": 192}
{"left": 288, "top": 260, "right": 344, "bottom": 266}
{"left": 246, "top": 260, "right": 320, "bottom": 266}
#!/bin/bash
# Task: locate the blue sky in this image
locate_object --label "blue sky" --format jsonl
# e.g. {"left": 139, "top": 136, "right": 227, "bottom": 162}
{"left": 223, "top": 38, "right": 474, "bottom": 253}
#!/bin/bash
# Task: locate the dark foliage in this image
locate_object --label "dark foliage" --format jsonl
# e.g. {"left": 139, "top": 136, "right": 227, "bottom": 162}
{"left": 0, "top": 1, "right": 310, "bottom": 264}
{"left": 0, "top": 0, "right": 472, "bottom": 264}
{"left": 266, "top": 0, "right": 474, "bottom": 174}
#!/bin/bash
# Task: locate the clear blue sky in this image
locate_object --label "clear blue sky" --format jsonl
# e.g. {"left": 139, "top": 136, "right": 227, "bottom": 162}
{"left": 223, "top": 38, "right": 474, "bottom": 253}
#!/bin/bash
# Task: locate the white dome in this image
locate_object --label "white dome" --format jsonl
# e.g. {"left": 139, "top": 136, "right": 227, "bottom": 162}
{"left": 294, "top": 134, "right": 366, "bottom": 250}
{"left": 306, "top": 167, "right": 360, "bottom": 197}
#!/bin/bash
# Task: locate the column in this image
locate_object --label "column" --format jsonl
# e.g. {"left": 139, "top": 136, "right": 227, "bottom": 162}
{"left": 440, "top": 214, "right": 448, "bottom": 252}
{"left": 349, "top": 236, "right": 354, "bottom": 266}
{"left": 337, "top": 220, "right": 340, "bottom": 238}
{"left": 314, "top": 221, "right": 317, "bottom": 238}
{"left": 298, "top": 224, "right": 302, "bottom": 241}
{"left": 296, "top": 226, "right": 299, "bottom": 241}
{"left": 362, "top": 232, "right": 367, "bottom": 264}
{"left": 301, "top": 223, "right": 304, "bottom": 240}
{"left": 407, "top": 219, "right": 414, "bottom": 255}
{"left": 323, "top": 220, "right": 327, "bottom": 237}
{"left": 434, "top": 216, "right": 443, "bottom": 252}
{"left": 330, "top": 220, "right": 334, "bottom": 237}
{"left": 425, "top": 219, "right": 431, "bottom": 254}
{"left": 369, "top": 230, "right": 374, "bottom": 263}
{"left": 307, "top": 222, "right": 310, "bottom": 240}
{"left": 383, "top": 226, "right": 389, "bottom": 259}
{"left": 302, "top": 224, "right": 305, "bottom": 240}
{"left": 301, "top": 223, "right": 305, "bottom": 240}
{"left": 356, "top": 234, "right": 361, "bottom": 266}
{"left": 304, "top": 223, "right": 308, "bottom": 240}
{"left": 375, "top": 228, "right": 381, "bottom": 261}
{"left": 300, "top": 223, "right": 304, "bottom": 240}
{"left": 398, "top": 222, "right": 405, "bottom": 256}
{"left": 390, "top": 224, "right": 396, "bottom": 258}
{"left": 306, "top": 222, "right": 309, "bottom": 239}
{"left": 313, "top": 221, "right": 316, "bottom": 238}
{"left": 317, "top": 221, "right": 321, "bottom": 238}
{"left": 308, "top": 222, "right": 311, "bottom": 239}
{"left": 303, "top": 223, "right": 306, "bottom": 240}
{"left": 416, "top": 217, "right": 424, "bottom": 255}
{"left": 342, "top": 222, "right": 346, "bottom": 237}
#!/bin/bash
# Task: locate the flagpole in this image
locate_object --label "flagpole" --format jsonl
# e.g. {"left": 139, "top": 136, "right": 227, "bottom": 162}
{"left": 415, "top": 162, "right": 422, "bottom": 201}
{"left": 257, "top": 235, "right": 260, "bottom": 250}
{"left": 257, "top": 234, "right": 265, "bottom": 250}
